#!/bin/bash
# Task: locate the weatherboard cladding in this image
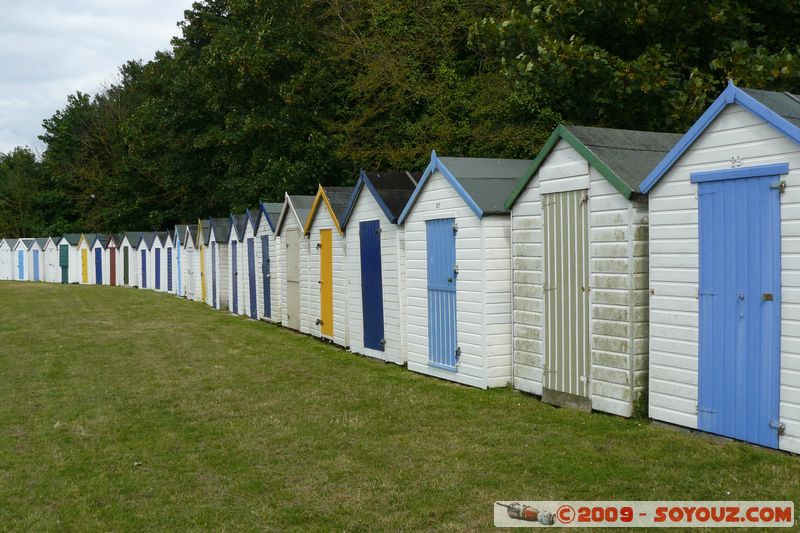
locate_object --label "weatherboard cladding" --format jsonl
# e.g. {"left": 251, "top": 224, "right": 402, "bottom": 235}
{"left": 256, "top": 204, "right": 283, "bottom": 322}
{"left": 242, "top": 211, "right": 261, "bottom": 319}
{"left": 276, "top": 194, "right": 314, "bottom": 332}
{"left": 645, "top": 84, "right": 800, "bottom": 453}
{"left": 0, "top": 239, "right": 12, "bottom": 281}
{"left": 510, "top": 127, "right": 657, "bottom": 417}
{"left": 209, "top": 218, "right": 230, "bottom": 310}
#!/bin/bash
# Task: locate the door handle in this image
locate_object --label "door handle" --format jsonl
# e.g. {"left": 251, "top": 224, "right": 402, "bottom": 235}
{"left": 763, "top": 293, "right": 774, "bottom": 301}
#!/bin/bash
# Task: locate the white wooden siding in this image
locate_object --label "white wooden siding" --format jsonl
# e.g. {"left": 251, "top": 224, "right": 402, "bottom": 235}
{"left": 279, "top": 210, "right": 309, "bottom": 332}
{"left": 345, "top": 190, "right": 404, "bottom": 364}
{"left": 511, "top": 139, "right": 646, "bottom": 416}
{"left": 255, "top": 214, "right": 282, "bottom": 323}
{"left": 403, "top": 170, "right": 513, "bottom": 388}
{"left": 307, "top": 205, "right": 348, "bottom": 347}
{"left": 649, "top": 103, "right": 800, "bottom": 453}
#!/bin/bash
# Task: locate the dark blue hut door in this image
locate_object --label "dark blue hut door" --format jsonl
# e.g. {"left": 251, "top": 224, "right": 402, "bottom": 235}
{"left": 261, "top": 236, "right": 271, "bottom": 318}
{"left": 167, "top": 247, "right": 173, "bottom": 292}
{"left": 33, "top": 250, "right": 40, "bottom": 281}
{"left": 94, "top": 248, "right": 102, "bottom": 284}
{"left": 140, "top": 249, "right": 147, "bottom": 288}
{"left": 426, "top": 218, "right": 458, "bottom": 369}
{"left": 360, "top": 220, "right": 384, "bottom": 351}
{"left": 154, "top": 248, "right": 161, "bottom": 290}
{"left": 231, "top": 241, "right": 238, "bottom": 314}
{"left": 247, "top": 238, "right": 257, "bottom": 319}
{"left": 211, "top": 244, "right": 217, "bottom": 308}
{"left": 698, "top": 172, "right": 781, "bottom": 448}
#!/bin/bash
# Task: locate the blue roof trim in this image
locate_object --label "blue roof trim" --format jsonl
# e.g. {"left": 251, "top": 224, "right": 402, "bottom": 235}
{"left": 341, "top": 170, "right": 398, "bottom": 229}
{"left": 690, "top": 163, "right": 789, "bottom": 183}
{"left": 640, "top": 81, "right": 800, "bottom": 193}
{"left": 397, "top": 150, "right": 483, "bottom": 224}
{"left": 259, "top": 202, "right": 277, "bottom": 233}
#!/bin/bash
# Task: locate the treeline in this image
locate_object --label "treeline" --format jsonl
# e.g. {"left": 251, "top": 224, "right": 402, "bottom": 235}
{"left": 3, "top": 0, "right": 800, "bottom": 236}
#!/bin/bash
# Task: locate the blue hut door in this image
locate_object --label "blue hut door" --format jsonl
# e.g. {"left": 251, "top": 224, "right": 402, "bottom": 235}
{"left": 59, "top": 245, "right": 69, "bottom": 283}
{"left": 140, "top": 249, "right": 147, "bottom": 288}
{"left": 17, "top": 251, "right": 24, "bottom": 279}
{"left": 167, "top": 247, "right": 173, "bottom": 292}
{"left": 154, "top": 248, "right": 161, "bottom": 289}
{"left": 261, "top": 236, "right": 271, "bottom": 318}
{"left": 211, "top": 244, "right": 217, "bottom": 308}
{"left": 360, "top": 220, "right": 384, "bottom": 351}
{"left": 123, "top": 247, "right": 129, "bottom": 285}
{"left": 697, "top": 172, "right": 781, "bottom": 448}
{"left": 426, "top": 218, "right": 458, "bottom": 369}
{"left": 94, "top": 248, "right": 102, "bottom": 284}
{"left": 231, "top": 241, "right": 238, "bottom": 314}
{"left": 33, "top": 250, "right": 40, "bottom": 281}
{"left": 247, "top": 238, "right": 257, "bottom": 319}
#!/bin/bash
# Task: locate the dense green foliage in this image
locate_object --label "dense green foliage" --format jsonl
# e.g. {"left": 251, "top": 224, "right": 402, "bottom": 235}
{"left": 2, "top": 0, "right": 800, "bottom": 235}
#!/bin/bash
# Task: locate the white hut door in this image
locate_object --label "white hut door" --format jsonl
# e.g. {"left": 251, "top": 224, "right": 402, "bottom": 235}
{"left": 285, "top": 229, "right": 301, "bottom": 330}
{"left": 542, "top": 190, "right": 590, "bottom": 407}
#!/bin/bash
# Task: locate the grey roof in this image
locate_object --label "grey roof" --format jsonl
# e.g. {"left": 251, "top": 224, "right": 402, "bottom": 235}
{"left": 438, "top": 157, "right": 533, "bottom": 215}
{"left": 741, "top": 88, "right": 800, "bottom": 128}
{"left": 187, "top": 225, "right": 198, "bottom": 246}
{"left": 565, "top": 125, "right": 684, "bottom": 191}
{"left": 210, "top": 217, "right": 232, "bottom": 242}
{"left": 156, "top": 231, "right": 170, "bottom": 245}
{"left": 61, "top": 233, "right": 82, "bottom": 246}
{"left": 230, "top": 214, "right": 248, "bottom": 241}
{"left": 123, "top": 231, "right": 143, "bottom": 247}
{"left": 5, "top": 238, "right": 18, "bottom": 250}
{"left": 140, "top": 232, "right": 157, "bottom": 249}
{"left": 289, "top": 195, "right": 315, "bottom": 227}
{"left": 364, "top": 171, "right": 421, "bottom": 219}
{"left": 174, "top": 225, "right": 188, "bottom": 244}
{"left": 198, "top": 220, "right": 211, "bottom": 245}
{"left": 19, "top": 238, "right": 34, "bottom": 250}
{"left": 322, "top": 186, "right": 354, "bottom": 223}
{"left": 35, "top": 238, "right": 48, "bottom": 249}
{"left": 81, "top": 233, "right": 98, "bottom": 247}
{"left": 261, "top": 202, "right": 283, "bottom": 232}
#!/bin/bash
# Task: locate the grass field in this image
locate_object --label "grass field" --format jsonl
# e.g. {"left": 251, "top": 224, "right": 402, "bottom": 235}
{"left": 0, "top": 281, "right": 798, "bottom": 531}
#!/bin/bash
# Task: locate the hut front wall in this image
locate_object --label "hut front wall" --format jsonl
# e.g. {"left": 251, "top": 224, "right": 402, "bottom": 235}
{"left": 255, "top": 220, "right": 282, "bottom": 323}
{"left": 307, "top": 205, "right": 348, "bottom": 347}
{"left": 511, "top": 139, "right": 647, "bottom": 416}
{"left": 345, "top": 191, "right": 403, "bottom": 364}
{"left": 280, "top": 212, "right": 309, "bottom": 332}
{"left": 0, "top": 245, "right": 11, "bottom": 280}
{"left": 649, "top": 103, "right": 800, "bottom": 453}
{"left": 404, "top": 170, "right": 512, "bottom": 389}
{"left": 212, "top": 240, "right": 229, "bottom": 310}
{"left": 242, "top": 225, "right": 258, "bottom": 318}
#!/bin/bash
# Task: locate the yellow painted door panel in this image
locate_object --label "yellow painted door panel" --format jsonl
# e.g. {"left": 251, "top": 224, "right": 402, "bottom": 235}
{"left": 199, "top": 246, "right": 207, "bottom": 303}
{"left": 81, "top": 249, "right": 88, "bottom": 284}
{"left": 319, "top": 229, "right": 333, "bottom": 337}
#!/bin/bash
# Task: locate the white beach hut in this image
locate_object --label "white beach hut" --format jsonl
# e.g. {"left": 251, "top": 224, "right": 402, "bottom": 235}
{"left": 505, "top": 124, "right": 681, "bottom": 415}
{"left": 227, "top": 214, "right": 248, "bottom": 315}
{"left": 341, "top": 170, "right": 419, "bottom": 364}
{"left": 208, "top": 217, "right": 231, "bottom": 310}
{"left": 255, "top": 202, "right": 284, "bottom": 323}
{"left": 304, "top": 185, "right": 354, "bottom": 347}
{"left": 57, "top": 234, "right": 82, "bottom": 284}
{"left": 639, "top": 81, "right": 800, "bottom": 452}
{"left": 0, "top": 239, "right": 13, "bottom": 280}
{"left": 42, "top": 237, "right": 60, "bottom": 283}
{"left": 274, "top": 194, "right": 314, "bottom": 331}
{"left": 397, "top": 151, "right": 531, "bottom": 388}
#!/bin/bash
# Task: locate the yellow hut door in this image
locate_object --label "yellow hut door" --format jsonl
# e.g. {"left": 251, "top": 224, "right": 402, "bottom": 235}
{"left": 199, "top": 245, "right": 207, "bottom": 303}
{"left": 81, "top": 249, "right": 88, "bottom": 283}
{"left": 319, "top": 229, "right": 333, "bottom": 337}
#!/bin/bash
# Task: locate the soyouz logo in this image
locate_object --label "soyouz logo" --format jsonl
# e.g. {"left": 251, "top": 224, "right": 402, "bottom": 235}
{"left": 493, "top": 501, "right": 795, "bottom": 528}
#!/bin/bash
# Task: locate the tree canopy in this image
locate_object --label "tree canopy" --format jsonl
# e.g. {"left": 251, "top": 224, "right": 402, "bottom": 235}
{"left": 2, "top": 0, "right": 800, "bottom": 236}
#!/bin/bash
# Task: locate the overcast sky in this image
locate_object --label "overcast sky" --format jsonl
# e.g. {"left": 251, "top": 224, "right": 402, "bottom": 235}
{"left": 0, "top": 0, "right": 195, "bottom": 154}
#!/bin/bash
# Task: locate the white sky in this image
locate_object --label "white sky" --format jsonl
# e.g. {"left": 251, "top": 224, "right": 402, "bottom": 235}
{"left": 0, "top": 0, "right": 196, "bottom": 154}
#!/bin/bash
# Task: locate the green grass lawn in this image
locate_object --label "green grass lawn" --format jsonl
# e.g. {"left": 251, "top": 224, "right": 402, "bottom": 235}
{"left": 0, "top": 281, "right": 798, "bottom": 531}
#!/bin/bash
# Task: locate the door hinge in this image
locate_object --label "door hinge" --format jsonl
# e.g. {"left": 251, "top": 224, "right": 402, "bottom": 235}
{"left": 380, "top": 338, "right": 386, "bottom": 346}
{"left": 376, "top": 227, "right": 382, "bottom": 234}
{"left": 697, "top": 406, "right": 716, "bottom": 414}
{"left": 315, "top": 318, "right": 322, "bottom": 326}
{"left": 770, "top": 180, "right": 786, "bottom": 193}
{"left": 452, "top": 223, "right": 458, "bottom": 234}
{"left": 697, "top": 289, "right": 717, "bottom": 298}
{"left": 455, "top": 346, "right": 461, "bottom": 362}
{"left": 769, "top": 420, "right": 786, "bottom": 435}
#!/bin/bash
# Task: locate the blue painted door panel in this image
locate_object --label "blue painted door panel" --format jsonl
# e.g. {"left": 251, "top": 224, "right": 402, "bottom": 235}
{"left": 360, "top": 220, "right": 385, "bottom": 351}
{"left": 18, "top": 251, "right": 24, "bottom": 279}
{"left": 176, "top": 237, "right": 182, "bottom": 296}
{"left": 167, "top": 247, "right": 173, "bottom": 292}
{"left": 141, "top": 249, "right": 147, "bottom": 288}
{"left": 33, "top": 250, "right": 40, "bottom": 281}
{"left": 94, "top": 248, "right": 102, "bottom": 284}
{"left": 211, "top": 245, "right": 217, "bottom": 308}
{"left": 261, "top": 236, "right": 271, "bottom": 318}
{"left": 247, "top": 238, "right": 257, "bottom": 319}
{"left": 231, "top": 241, "right": 238, "bottom": 314}
{"left": 426, "top": 218, "right": 457, "bottom": 369}
{"left": 154, "top": 248, "right": 161, "bottom": 289}
{"left": 698, "top": 174, "right": 781, "bottom": 448}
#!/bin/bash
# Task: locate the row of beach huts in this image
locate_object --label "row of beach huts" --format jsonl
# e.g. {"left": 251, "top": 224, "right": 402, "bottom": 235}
{"left": 2, "top": 82, "right": 800, "bottom": 454}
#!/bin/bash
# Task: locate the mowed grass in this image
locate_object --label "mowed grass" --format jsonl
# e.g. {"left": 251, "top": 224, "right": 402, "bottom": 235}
{"left": 0, "top": 282, "right": 798, "bottom": 531}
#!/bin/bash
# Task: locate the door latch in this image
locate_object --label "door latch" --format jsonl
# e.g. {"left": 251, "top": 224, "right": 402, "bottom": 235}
{"left": 455, "top": 346, "right": 461, "bottom": 362}
{"left": 770, "top": 180, "right": 786, "bottom": 193}
{"left": 763, "top": 293, "right": 774, "bottom": 301}
{"left": 769, "top": 420, "right": 786, "bottom": 435}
